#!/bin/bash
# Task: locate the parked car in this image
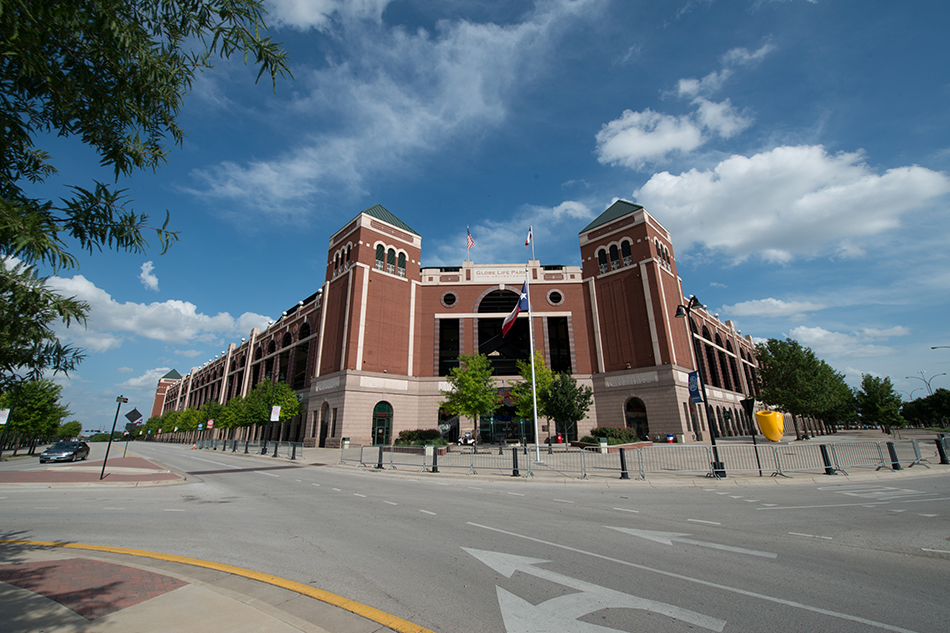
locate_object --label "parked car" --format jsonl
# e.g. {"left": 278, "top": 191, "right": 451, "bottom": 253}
{"left": 39, "top": 441, "right": 90, "bottom": 463}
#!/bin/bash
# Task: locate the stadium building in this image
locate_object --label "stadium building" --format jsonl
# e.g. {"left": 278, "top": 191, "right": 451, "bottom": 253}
{"left": 157, "top": 201, "right": 763, "bottom": 447}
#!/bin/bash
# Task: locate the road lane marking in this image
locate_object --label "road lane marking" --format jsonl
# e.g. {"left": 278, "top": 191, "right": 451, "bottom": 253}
{"left": 420, "top": 510, "right": 436, "bottom": 515}
{"left": 354, "top": 493, "right": 367, "bottom": 498}
{"left": 508, "top": 492, "right": 524, "bottom": 496}
{"left": 613, "top": 507, "right": 638, "bottom": 513}
{"left": 257, "top": 471, "right": 280, "bottom": 477}
{"left": 608, "top": 527, "right": 777, "bottom": 559}
{"left": 467, "top": 523, "right": 917, "bottom": 633}
{"left": 553, "top": 499, "right": 574, "bottom": 504}
{"left": 688, "top": 519, "right": 720, "bottom": 525}
{"left": 788, "top": 532, "right": 831, "bottom": 540}
{"left": 0, "top": 539, "right": 435, "bottom": 633}
{"left": 312, "top": 483, "right": 321, "bottom": 487}
{"left": 385, "top": 501, "right": 398, "bottom": 505}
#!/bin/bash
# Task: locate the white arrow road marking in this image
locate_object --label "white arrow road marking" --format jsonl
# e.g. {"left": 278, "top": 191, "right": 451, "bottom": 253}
{"left": 469, "top": 521, "right": 921, "bottom": 633}
{"left": 464, "top": 548, "right": 726, "bottom": 633}
{"left": 606, "top": 527, "right": 778, "bottom": 559}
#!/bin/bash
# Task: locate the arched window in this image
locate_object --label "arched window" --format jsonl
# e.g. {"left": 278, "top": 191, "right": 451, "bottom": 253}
{"left": 397, "top": 252, "right": 406, "bottom": 278}
{"left": 387, "top": 248, "right": 396, "bottom": 274}
{"left": 375, "top": 245, "right": 385, "bottom": 271}
{"left": 609, "top": 245, "right": 620, "bottom": 270}
{"left": 621, "top": 240, "right": 632, "bottom": 266}
{"left": 597, "top": 249, "right": 608, "bottom": 274}
{"left": 333, "top": 253, "right": 339, "bottom": 275}
{"left": 345, "top": 245, "right": 351, "bottom": 266}
{"left": 625, "top": 398, "right": 648, "bottom": 439}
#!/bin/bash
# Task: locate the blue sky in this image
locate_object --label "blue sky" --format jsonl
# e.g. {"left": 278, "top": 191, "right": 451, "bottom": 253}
{"left": 34, "top": 0, "right": 950, "bottom": 431}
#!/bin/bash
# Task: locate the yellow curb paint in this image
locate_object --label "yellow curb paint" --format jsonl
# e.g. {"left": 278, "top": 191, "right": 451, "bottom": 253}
{"left": 1, "top": 539, "right": 435, "bottom": 633}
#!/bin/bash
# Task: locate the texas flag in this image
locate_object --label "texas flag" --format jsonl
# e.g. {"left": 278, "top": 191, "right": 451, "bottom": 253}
{"left": 525, "top": 226, "right": 532, "bottom": 246}
{"left": 502, "top": 281, "right": 529, "bottom": 337}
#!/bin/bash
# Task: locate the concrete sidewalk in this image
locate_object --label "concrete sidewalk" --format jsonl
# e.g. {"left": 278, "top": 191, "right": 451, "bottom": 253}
{"left": 0, "top": 540, "right": 423, "bottom": 633}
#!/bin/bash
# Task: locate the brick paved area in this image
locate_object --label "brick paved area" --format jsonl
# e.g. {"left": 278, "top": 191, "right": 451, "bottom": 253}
{"left": 0, "top": 558, "right": 187, "bottom": 619}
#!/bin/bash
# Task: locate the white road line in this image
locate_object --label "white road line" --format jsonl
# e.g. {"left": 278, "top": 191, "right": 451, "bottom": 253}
{"left": 508, "top": 492, "right": 525, "bottom": 496}
{"left": 385, "top": 501, "right": 398, "bottom": 505}
{"left": 919, "top": 514, "right": 938, "bottom": 517}
{"left": 354, "top": 493, "right": 367, "bottom": 498}
{"left": 469, "top": 522, "right": 916, "bottom": 633}
{"left": 744, "top": 499, "right": 759, "bottom": 503}
{"left": 332, "top": 488, "right": 341, "bottom": 491}
{"left": 257, "top": 471, "right": 279, "bottom": 478}
{"left": 890, "top": 509, "right": 907, "bottom": 513}
{"left": 420, "top": 510, "right": 436, "bottom": 515}
{"left": 613, "top": 507, "right": 639, "bottom": 513}
{"left": 188, "top": 456, "right": 238, "bottom": 467}
{"left": 788, "top": 532, "right": 832, "bottom": 540}
{"left": 922, "top": 548, "right": 950, "bottom": 554}
{"left": 553, "top": 499, "right": 574, "bottom": 504}
{"left": 296, "top": 479, "right": 303, "bottom": 482}
{"left": 312, "top": 483, "right": 321, "bottom": 487}
{"left": 468, "top": 487, "right": 483, "bottom": 490}
{"left": 688, "top": 519, "right": 721, "bottom": 525}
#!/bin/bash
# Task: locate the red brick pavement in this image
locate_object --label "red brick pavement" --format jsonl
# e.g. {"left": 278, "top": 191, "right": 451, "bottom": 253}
{"left": 0, "top": 558, "right": 187, "bottom": 619}
{"left": 0, "top": 456, "right": 183, "bottom": 484}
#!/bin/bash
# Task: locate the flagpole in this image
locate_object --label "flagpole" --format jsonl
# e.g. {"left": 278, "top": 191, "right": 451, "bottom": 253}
{"left": 529, "top": 224, "right": 536, "bottom": 262}
{"left": 526, "top": 266, "right": 541, "bottom": 462}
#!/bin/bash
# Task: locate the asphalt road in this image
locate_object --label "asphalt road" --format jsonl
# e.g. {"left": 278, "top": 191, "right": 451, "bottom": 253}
{"left": 2, "top": 442, "right": 948, "bottom": 633}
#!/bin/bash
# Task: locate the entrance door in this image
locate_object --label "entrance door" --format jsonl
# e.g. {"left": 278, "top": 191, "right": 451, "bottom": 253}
{"left": 372, "top": 402, "right": 393, "bottom": 445}
{"left": 319, "top": 403, "right": 330, "bottom": 448}
{"left": 625, "top": 398, "right": 649, "bottom": 440}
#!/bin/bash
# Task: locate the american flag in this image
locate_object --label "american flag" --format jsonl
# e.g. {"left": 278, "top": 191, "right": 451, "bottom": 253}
{"left": 466, "top": 226, "right": 474, "bottom": 250}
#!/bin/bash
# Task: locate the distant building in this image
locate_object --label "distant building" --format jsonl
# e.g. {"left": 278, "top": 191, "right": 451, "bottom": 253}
{"left": 150, "top": 369, "right": 182, "bottom": 419}
{"left": 158, "top": 202, "right": 763, "bottom": 447}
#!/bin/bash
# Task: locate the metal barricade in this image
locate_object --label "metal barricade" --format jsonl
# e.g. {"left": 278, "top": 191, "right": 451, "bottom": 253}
{"left": 887, "top": 439, "right": 929, "bottom": 469}
{"left": 338, "top": 442, "right": 363, "bottom": 465}
{"left": 472, "top": 446, "right": 521, "bottom": 476}
{"left": 530, "top": 447, "right": 591, "bottom": 479}
{"left": 639, "top": 445, "right": 713, "bottom": 476}
{"left": 770, "top": 443, "right": 831, "bottom": 476}
{"left": 830, "top": 441, "right": 887, "bottom": 472}
{"left": 713, "top": 444, "right": 782, "bottom": 476}
{"left": 436, "top": 446, "right": 476, "bottom": 474}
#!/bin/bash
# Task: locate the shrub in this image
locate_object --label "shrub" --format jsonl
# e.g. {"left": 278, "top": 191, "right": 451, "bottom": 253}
{"left": 397, "top": 428, "right": 443, "bottom": 444}
{"left": 589, "top": 426, "right": 642, "bottom": 443}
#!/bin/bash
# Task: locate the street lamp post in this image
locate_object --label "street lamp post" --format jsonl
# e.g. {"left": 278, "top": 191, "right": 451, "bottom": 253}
{"left": 905, "top": 371, "right": 946, "bottom": 396}
{"left": 675, "top": 295, "right": 725, "bottom": 478}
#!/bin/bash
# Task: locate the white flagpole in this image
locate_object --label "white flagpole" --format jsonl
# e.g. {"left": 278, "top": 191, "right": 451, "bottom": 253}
{"left": 529, "top": 224, "right": 536, "bottom": 262}
{"left": 525, "top": 266, "right": 541, "bottom": 462}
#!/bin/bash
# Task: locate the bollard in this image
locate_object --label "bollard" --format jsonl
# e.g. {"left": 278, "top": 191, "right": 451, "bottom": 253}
{"left": 273, "top": 440, "right": 279, "bottom": 457}
{"left": 261, "top": 440, "right": 268, "bottom": 455}
{"left": 432, "top": 447, "right": 439, "bottom": 473}
{"left": 936, "top": 438, "right": 950, "bottom": 465}
{"left": 619, "top": 448, "right": 630, "bottom": 480}
{"left": 819, "top": 444, "right": 837, "bottom": 475}
{"left": 244, "top": 439, "right": 249, "bottom": 454}
{"left": 291, "top": 444, "right": 297, "bottom": 460}
{"left": 376, "top": 445, "right": 384, "bottom": 469}
{"left": 885, "top": 441, "right": 902, "bottom": 470}
{"left": 512, "top": 446, "right": 520, "bottom": 477}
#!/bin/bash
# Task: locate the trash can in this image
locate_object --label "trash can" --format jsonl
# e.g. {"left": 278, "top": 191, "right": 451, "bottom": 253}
{"left": 675, "top": 434, "right": 685, "bottom": 443}
{"left": 666, "top": 434, "right": 674, "bottom": 443}
{"left": 342, "top": 437, "right": 350, "bottom": 449}
{"left": 599, "top": 437, "right": 608, "bottom": 454}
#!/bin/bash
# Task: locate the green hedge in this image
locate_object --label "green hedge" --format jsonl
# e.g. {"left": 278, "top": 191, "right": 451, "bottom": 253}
{"left": 396, "top": 428, "right": 444, "bottom": 445}
{"left": 589, "top": 426, "right": 642, "bottom": 443}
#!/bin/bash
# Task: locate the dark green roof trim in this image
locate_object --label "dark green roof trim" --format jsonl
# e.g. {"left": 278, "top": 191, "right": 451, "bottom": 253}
{"left": 579, "top": 200, "right": 644, "bottom": 234}
{"left": 360, "top": 204, "right": 419, "bottom": 236}
{"left": 161, "top": 369, "right": 182, "bottom": 380}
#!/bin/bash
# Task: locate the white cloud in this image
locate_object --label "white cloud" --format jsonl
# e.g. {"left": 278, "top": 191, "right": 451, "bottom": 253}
{"left": 692, "top": 98, "right": 751, "bottom": 138}
{"left": 595, "top": 109, "right": 704, "bottom": 169}
{"left": 266, "top": 0, "right": 392, "bottom": 31}
{"left": 139, "top": 261, "right": 159, "bottom": 291}
{"left": 174, "top": 349, "right": 203, "bottom": 358}
{"left": 47, "top": 274, "right": 272, "bottom": 350}
{"left": 723, "top": 297, "right": 828, "bottom": 318}
{"left": 635, "top": 145, "right": 950, "bottom": 261}
{"left": 191, "top": 0, "right": 602, "bottom": 218}
{"left": 119, "top": 367, "right": 172, "bottom": 392}
{"left": 788, "top": 325, "right": 897, "bottom": 358}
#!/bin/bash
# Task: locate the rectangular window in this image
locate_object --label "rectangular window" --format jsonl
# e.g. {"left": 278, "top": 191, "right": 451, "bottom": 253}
{"left": 439, "top": 318, "right": 460, "bottom": 376}
{"left": 547, "top": 316, "right": 572, "bottom": 373}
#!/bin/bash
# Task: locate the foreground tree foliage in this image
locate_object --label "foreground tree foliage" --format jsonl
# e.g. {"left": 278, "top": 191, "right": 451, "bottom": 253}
{"left": 543, "top": 373, "right": 593, "bottom": 441}
{"left": 0, "top": 0, "right": 291, "bottom": 388}
{"left": 440, "top": 353, "right": 499, "bottom": 443}
{"left": 901, "top": 388, "right": 950, "bottom": 427}
{"left": 509, "top": 350, "right": 553, "bottom": 432}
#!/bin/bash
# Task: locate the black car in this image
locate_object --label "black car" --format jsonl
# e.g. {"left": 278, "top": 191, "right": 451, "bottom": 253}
{"left": 39, "top": 441, "right": 90, "bottom": 463}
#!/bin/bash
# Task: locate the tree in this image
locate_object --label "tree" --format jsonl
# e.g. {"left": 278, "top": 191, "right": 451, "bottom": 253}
{"left": 243, "top": 380, "right": 301, "bottom": 440}
{"left": 855, "top": 374, "right": 905, "bottom": 432}
{"left": 57, "top": 420, "right": 82, "bottom": 439}
{"left": 542, "top": 373, "right": 593, "bottom": 442}
{"left": 0, "top": 379, "right": 70, "bottom": 452}
{"left": 439, "top": 353, "right": 499, "bottom": 444}
{"left": 509, "top": 350, "right": 553, "bottom": 434}
{"left": 755, "top": 338, "right": 828, "bottom": 440}
{"left": 0, "top": 1, "right": 291, "bottom": 388}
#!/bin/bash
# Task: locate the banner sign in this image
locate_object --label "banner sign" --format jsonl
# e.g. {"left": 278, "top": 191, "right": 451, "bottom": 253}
{"left": 270, "top": 406, "right": 281, "bottom": 422}
{"left": 0, "top": 409, "right": 9, "bottom": 426}
{"left": 687, "top": 371, "right": 704, "bottom": 404}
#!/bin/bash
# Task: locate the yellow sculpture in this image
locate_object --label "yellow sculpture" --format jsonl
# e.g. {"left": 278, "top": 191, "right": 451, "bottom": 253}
{"left": 755, "top": 411, "right": 785, "bottom": 442}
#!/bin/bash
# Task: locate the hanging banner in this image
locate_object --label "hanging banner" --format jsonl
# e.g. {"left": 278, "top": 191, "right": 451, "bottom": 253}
{"left": 687, "top": 371, "right": 704, "bottom": 403}
{"left": 270, "top": 406, "right": 281, "bottom": 422}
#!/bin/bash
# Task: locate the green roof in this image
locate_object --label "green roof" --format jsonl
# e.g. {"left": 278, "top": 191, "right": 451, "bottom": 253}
{"left": 579, "top": 200, "right": 643, "bottom": 234}
{"left": 161, "top": 369, "right": 182, "bottom": 380}
{"left": 360, "top": 204, "right": 419, "bottom": 236}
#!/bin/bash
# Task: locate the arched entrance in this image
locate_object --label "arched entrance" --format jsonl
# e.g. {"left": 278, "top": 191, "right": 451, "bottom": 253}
{"left": 624, "top": 398, "right": 648, "bottom": 440}
{"left": 372, "top": 401, "right": 392, "bottom": 445}
{"left": 319, "top": 402, "right": 330, "bottom": 447}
